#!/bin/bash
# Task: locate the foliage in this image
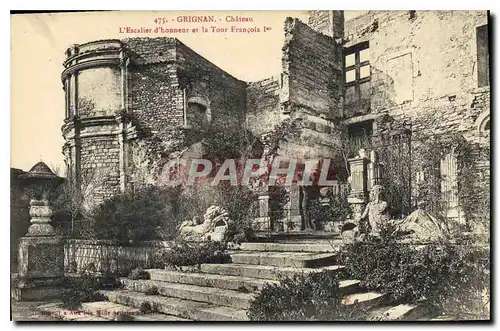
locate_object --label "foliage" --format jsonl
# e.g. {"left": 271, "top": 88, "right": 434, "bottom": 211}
{"left": 248, "top": 271, "right": 367, "bottom": 321}
{"left": 139, "top": 301, "right": 154, "bottom": 314}
{"left": 127, "top": 267, "right": 150, "bottom": 280}
{"left": 262, "top": 118, "right": 302, "bottom": 157}
{"left": 145, "top": 286, "right": 159, "bottom": 296}
{"left": 160, "top": 239, "right": 230, "bottom": 270}
{"left": 51, "top": 167, "right": 110, "bottom": 238}
{"left": 409, "top": 131, "right": 489, "bottom": 233}
{"left": 128, "top": 140, "right": 161, "bottom": 188}
{"left": 268, "top": 186, "right": 290, "bottom": 223}
{"left": 61, "top": 265, "right": 120, "bottom": 310}
{"left": 200, "top": 125, "right": 261, "bottom": 164}
{"left": 340, "top": 238, "right": 490, "bottom": 319}
{"left": 91, "top": 186, "right": 179, "bottom": 243}
{"left": 10, "top": 171, "right": 30, "bottom": 271}
{"left": 308, "top": 194, "right": 350, "bottom": 230}
{"left": 455, "top": 143, "right": 490, "bottom": 234}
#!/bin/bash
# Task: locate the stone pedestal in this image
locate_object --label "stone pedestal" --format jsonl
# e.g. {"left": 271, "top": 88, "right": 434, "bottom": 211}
{"left": 347, "top": 155, "right": 369, "bottom": 220}
{"left": 14, "top": 199, "right": 65, "bottom": 301}
{"left": 13, "top": 236, "right": 65, "bottom": 301}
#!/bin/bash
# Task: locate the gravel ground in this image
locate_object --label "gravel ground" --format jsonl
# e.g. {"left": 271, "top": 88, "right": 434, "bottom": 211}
{"left": 10, "top": 300, "right": 62, "bottom": 322}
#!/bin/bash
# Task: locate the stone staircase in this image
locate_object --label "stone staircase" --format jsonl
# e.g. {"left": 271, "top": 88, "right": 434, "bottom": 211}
{"left": 38, "top": 241, "right": 438, "bottom": 321}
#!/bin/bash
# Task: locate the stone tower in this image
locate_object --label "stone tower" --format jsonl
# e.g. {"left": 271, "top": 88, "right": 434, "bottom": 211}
{"left": 61, "top": 38, "right": 247, "bottom": 205}
{"left": 61, "top": 40, "right": 130, "bottom": 205}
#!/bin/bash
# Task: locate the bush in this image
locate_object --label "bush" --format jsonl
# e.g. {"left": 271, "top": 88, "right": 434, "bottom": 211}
{"left": 340, "top": 239, "right": 490, "bottom": 319}
{"left": 248, "top": 271, "right": 367, "bottom": 321}
{"left": 309, "top": 194, "right": 350, "bottom": 230}
{"left": 145, "top": 286, "right": 159, "bottom": 296}
{"left": 91, "top": 186, "right": 179, "bottom": 243}
{"left": 161, "top": 239, "right": 230, "bottom": 270}
{"left": 128, "top": 267, "right": 150, "bottom": 280}
{"left": 61, "top": 267, "right": 120, "bottom": 310}
{"left": 139, "top": 301, "right": 154, "bottom": 314}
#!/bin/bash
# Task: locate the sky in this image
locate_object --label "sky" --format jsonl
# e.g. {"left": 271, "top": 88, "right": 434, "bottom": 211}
{"left": 10, "top": 10, "right": 365, "bottom": 173}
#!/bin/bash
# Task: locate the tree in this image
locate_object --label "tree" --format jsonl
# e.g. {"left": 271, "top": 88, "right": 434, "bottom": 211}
{"left": 52, "top": 167, "right": 109, "bottom": 237}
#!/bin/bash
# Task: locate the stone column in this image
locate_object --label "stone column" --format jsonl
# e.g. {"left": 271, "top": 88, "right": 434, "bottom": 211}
{"left": 13, "top": 162, "right": 65, "bottom": 301}
{"left": 369, "top": 150, "right": 381, "bottom": 189}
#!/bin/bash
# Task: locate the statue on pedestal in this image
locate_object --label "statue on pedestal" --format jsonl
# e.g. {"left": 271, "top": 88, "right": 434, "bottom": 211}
{"left": 357, "top": 185, "right": 389, "bottom": 238}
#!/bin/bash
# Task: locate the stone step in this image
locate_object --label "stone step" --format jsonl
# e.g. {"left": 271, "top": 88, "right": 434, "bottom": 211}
{"left": 236, "top": 242, "right": 339, "bottom": 253}
{"left": 338, "top": 279, "right": 363, "bottom": 295}
{"left": 100, "top": 289, "right": 248, "bottom": 321}
{"left": 230, "top": 251, "right": 338, "bottom": 268}
{"left": 368, "top": 304, "right": 427, "bottom": 321}
{"left": 147, "top": 269, "right": 277, "bottom": 292}
{"left": 133, "top": 313, "right": 191, "bottom": 321}
{"left": 342, "top": 292, "right": 388, "bottom": 310}
{"left": 147, "top": 269, "right": 360, "bottom": 295}
{"left": 200, "top": 263, "right": 345, "bottom": 281}
{"left": 81, "top": 301, "right": 140, "bottom": 320}
{"left": 428, "top": 315, "right": 457, "bottom": 321}
{"left": 121, "top": 279, "right": 254, "bottom": 309}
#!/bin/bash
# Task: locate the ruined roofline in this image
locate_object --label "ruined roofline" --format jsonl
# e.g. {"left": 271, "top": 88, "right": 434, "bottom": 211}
{"left": 173, "top": 38, "right": 246, "bottom": 84}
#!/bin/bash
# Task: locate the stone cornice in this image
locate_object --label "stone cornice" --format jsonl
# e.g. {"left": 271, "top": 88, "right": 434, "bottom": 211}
{"left": 61, "top": 58, "right": 121, "bottom": 82}
{"left": 63, "top": 49, "right": 121, "bottom": 67}
{"left": 62, "top": 115, "right": 120, "bottom": 136}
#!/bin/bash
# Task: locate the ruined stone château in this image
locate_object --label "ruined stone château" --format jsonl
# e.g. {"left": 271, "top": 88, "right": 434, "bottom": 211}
{"left": 61, "top": 10, "right": 490, "bottom": 226}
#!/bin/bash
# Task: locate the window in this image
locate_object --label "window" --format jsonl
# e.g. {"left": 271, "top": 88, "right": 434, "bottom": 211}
{"left": 476, "top": 25, "right": 489, "bottom": 87}
{"left": 344, "top": 42, "right": 371, "bottom": 116}
{"left": 188, "top": 102, "right": 208, "bottom": 127}
{"left": 65, "top": 78, "right": 70, "bottom": 118}
{"left": 347, "top": 121, "right": 373, "bottom": 157}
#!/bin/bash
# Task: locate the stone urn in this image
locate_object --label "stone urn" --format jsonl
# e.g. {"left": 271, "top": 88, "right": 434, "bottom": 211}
{"left": 14, "top": 162, "right": 65, "bottom": 301}
{"left": 18, "top": 162, "right": 64, "bottom": 236}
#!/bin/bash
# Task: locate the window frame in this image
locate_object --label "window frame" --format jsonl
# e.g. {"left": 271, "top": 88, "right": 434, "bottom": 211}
{"left": 344, "top": 41, "right": 371, "bottom": 114}
{"left": 476, "top": 24, "right": 489, "bottom": 88}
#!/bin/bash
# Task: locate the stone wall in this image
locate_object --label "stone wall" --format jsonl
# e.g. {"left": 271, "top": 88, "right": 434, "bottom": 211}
{"left": 129, "top": 63, "right": 183, "bottom": 137}
{"left": 246, "top": 77, "right": 283, "bottom": 137}
{"left": 343, "top": 10, "right": 489, "bottom": 140}
{"left": 283, "top": 17, "right": 343, "bottom": 120}
{"left": 278, "top": 18, "right": 344, "bottom": 160}
{"left": 307, "top": 10, "right": 344, "bottom": 39}
{"left": 64, "top": 239, "right": 169, "bottom": 275}
{"left": 77, "top": 67, "right": 122, "bottom": 117}
{"left": 176, "top": 40, "right": 247, "bottom": 130}
{"left": 126, "top": 38, "right": 184, "bottom": 140}
{"left": 79, "top": 135, "right": 121, "bottom": 204}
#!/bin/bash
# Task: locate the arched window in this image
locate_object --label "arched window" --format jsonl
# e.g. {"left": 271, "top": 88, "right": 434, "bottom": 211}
{"left": 475, "top": 111, "right": 490, "bottom": 134}
{"left": 483, "top": 119, "right": 490, "bottom": 131}
{"left": 187, "top": 97, "right": 211, "bottom": 128}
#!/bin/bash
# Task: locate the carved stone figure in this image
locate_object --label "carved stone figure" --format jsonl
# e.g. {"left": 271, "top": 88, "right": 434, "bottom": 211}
{"left": 393, "top": 208, "right": 450, "bottom": 243}
{"left": 357, "top": 185, "right": 389, "bottom": 237}
{"left": 178, "top": 205, "right": 231, "bottom": 242}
